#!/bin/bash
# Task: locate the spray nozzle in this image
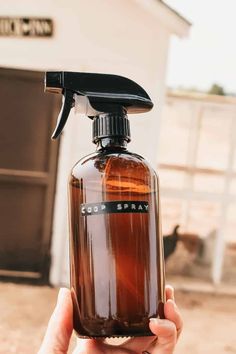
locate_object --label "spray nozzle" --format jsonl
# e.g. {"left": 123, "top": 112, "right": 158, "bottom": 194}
{"left": 44, "top": 71, "right": 153, "bottom": 140}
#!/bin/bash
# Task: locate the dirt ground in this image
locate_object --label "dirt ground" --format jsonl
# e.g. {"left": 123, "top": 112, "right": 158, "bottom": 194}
{"left": 0, "top": 282, "right": 236, "bottom": 354}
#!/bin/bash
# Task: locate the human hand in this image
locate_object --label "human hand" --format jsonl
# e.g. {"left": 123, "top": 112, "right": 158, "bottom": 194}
{"left": 38, "top": 285, "right": 183, "bottom": 354}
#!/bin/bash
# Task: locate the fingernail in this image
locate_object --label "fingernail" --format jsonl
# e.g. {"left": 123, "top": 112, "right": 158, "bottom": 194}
{"left": 166, "top": 284, "right": 174, "bottom": 291}
{"left": 166, "top": 284, "right": 175, "bottom": 298}
{"left": 149, "top": 318, "right": 162, "bottom": 324}
{"left": 57, "top": 287, "right": 68, "bottom": 304}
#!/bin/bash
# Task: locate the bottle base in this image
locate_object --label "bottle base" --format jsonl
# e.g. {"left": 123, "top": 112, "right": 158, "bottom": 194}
{"left": 75, "top": 333, "right": 155, "bottom": 339}
{"left": 73, "top": 306, "right": 165, "bottom": 339}
{"left": 74, "top": 329, "right": 155, "bottom": 339}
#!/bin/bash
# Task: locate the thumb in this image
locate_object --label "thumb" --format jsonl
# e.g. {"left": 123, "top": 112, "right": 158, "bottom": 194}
{"left": 38, "top": 288, "right": 73, "bottom": 354}
{"left": 149, "top": 319, "right": 177, "bottom": 354}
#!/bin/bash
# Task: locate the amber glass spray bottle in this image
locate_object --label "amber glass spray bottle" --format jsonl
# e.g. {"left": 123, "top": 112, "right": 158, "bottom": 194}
{"left": 45, "top": 72, "right": 165, "bottom": 338}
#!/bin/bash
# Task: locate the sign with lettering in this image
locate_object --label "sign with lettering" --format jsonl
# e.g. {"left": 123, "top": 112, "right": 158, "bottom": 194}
{"left": 0, "top": 17, "right": 53, "bottom": 37}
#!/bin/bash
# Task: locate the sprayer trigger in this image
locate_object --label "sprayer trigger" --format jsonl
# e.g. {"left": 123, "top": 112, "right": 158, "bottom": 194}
{"left": 51, "top": 90, "right": 74, "bottom": 140}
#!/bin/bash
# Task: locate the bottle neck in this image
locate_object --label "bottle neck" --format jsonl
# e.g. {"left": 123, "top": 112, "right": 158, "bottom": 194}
{"left": 96, "top": 137, "right": 128, "bottom": 151}
{"left": 92, "top": 111, "right": 131, "bottom": 145}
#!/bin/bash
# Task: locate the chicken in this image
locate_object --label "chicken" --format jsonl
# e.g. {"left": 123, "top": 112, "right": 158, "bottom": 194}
{"left": 163, "top": 224, "right": 204, "bottom": 260}
{"left": 163, "top": 225, "right": 180, "bottom": 259}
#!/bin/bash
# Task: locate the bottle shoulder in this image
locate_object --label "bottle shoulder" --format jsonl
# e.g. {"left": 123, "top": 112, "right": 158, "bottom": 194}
{"left": 71, "top": 149, "right": 157, "bottom": 180}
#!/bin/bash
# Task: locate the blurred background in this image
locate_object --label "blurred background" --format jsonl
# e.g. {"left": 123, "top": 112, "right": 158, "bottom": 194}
{"left": 0, "top": 0, "right": 235, "bottom": 353}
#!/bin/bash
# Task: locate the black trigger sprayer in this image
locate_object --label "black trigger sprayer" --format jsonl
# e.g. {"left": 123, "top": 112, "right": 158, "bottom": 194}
{"left": 44, "top": 71, "right": 165, "bottom": 338}
{"left": 45, "top": 71, "right": 153, "bottom": 140}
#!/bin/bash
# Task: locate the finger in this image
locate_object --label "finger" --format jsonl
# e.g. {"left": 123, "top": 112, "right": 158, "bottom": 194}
{"left": 38, "top": 288, "right": 73, "bottom": 354}
{"left": 149, "top": 318, "right": 177, "bottom": 354}
{"left": 165, "top": 285, "right": 175, "bottom": 301}
{"left": 74, "top": 338, "right": 133, "bottom": 354}
{"left": 75, "top": 337, "right": 133, "bottom": 354}
{"left": 164, "top": 299, "right": 183, "bottom": 339}
{"left": 73, "top": 338, "right": 114, "bottom": 354}
{"left": 113, "top": 335, "right": 156, "bottom": 353}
